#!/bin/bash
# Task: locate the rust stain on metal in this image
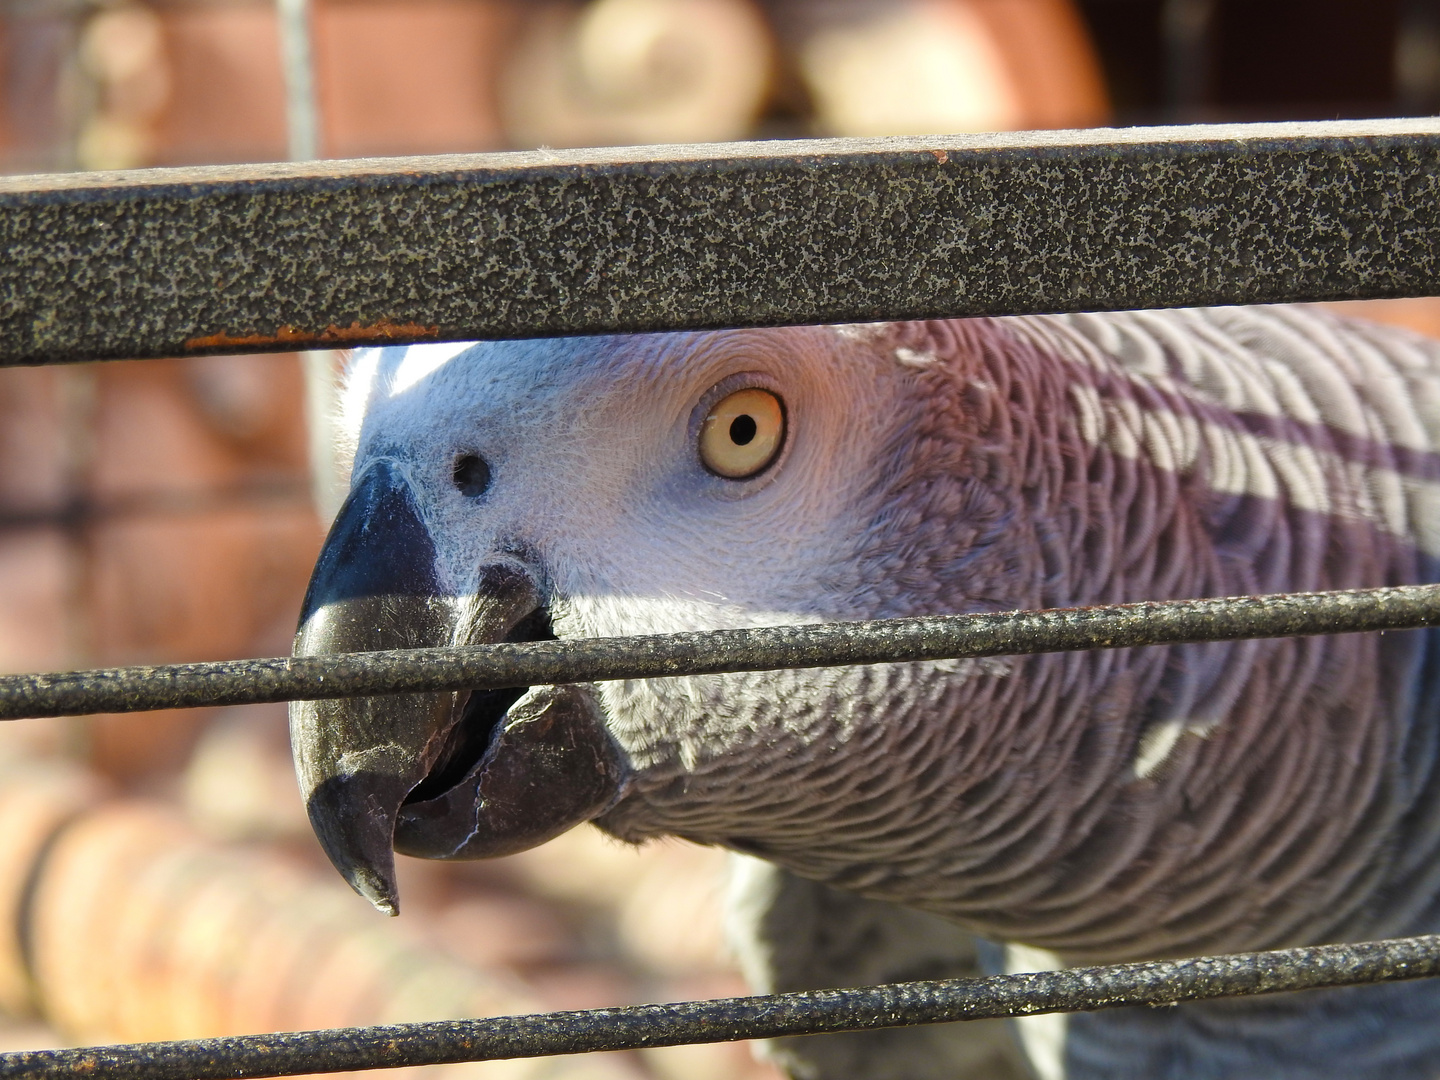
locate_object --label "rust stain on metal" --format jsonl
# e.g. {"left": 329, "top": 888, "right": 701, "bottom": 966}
{"left": 184, "top": 319, "right": 440, "bottom": 352}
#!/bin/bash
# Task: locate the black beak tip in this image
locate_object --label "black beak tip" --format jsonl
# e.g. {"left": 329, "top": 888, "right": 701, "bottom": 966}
{"left": 304, "top": 771, "right": 410, "bottom": 917}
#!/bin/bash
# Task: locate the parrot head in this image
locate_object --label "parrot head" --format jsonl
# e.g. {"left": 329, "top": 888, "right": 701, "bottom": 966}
{"left": 290, "top": 325, "right": 1020, "bottom": 915}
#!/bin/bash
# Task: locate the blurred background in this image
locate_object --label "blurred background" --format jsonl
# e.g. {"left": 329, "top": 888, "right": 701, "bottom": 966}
{"left": 0, "top": 1, "right": 1436, "bottom": 1077}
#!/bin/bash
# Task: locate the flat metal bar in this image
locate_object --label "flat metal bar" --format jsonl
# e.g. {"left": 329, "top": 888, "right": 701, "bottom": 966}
{"left": 2, "top": 118, "right": 1439, "bottom": 366}
{"left": 2, "top": 583, "right": 1438, "bottom": 720}
{"left": 1, "top": 934, "right": 1436, "bottom": 1079}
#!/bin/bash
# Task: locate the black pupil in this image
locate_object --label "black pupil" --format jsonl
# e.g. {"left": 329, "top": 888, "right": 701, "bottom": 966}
{"left": 730, "top": 414, "right": 758, "bottom": 446}
{"left": 453, "top": 453, "right": 491, "bottom": 497}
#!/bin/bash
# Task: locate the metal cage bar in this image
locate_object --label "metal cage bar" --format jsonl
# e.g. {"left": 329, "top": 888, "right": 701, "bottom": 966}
{"left": 1, "top": 584, "right": 1439, "bottom": 720}
{"left": 2, "top": 934, "right": 1438, "bottom": 1080}
{"left": 0, "top": 118, "right": 1438, "bottom": 366}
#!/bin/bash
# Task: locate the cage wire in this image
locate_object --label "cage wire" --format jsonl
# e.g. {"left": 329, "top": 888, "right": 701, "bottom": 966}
{"left": 1, "top": 584, "right": 1439, "bottom": 720}
{"left": 274, "top": 0, "right": 348, "bottom": 526}
{"left": 2, "top": 934, "right": 1439, "bottom": 1080}
{"left": 0, "top": 121, "right": 1438, "bottom": 1076}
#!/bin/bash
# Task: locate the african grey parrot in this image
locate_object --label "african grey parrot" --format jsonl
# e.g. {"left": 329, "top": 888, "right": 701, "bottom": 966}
{"left": 289, "top": 306, "right": 1440, "bottom": 1080}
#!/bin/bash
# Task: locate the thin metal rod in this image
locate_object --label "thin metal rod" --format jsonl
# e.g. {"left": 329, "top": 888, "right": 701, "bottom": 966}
{"left": 274, "top": 0, "right": 346, "bottom": 526}
{"left": 1162, "top": 0, "right": 1215, "bottom": 117}
{"left": 301, "top": 350, "right": 345, "bottom": 525}
{"left": 2, "top": 584, "right": 1438, "bottom": 720}
{"left": 275, "top": 0, "right": 319, "bottom": 162}
{"left": 1, "top": 934, "right": 1436, "bottom": 1079}
{"left": 0, "top": 119, "right": 1438, "bottom": 365}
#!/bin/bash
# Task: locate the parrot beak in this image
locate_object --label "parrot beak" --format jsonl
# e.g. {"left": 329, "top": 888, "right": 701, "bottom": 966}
{"left": 290, "top": 460, "right": 626, "bottom": 916}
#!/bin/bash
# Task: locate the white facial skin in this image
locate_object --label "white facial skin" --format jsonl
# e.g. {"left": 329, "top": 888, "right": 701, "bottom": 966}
{"left": 340, "top": 327, "right": 915, "bottom": 773}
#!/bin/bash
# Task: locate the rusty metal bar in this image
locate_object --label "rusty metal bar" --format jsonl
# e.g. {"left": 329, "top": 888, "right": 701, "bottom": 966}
{"left": 1, "top": 583, "right": 1437, "bottom": 720}
{"left": 2, "top": 118, "right": 1439, "bottom": 366}
{"left": 1, "top": 934, "right": 1437, "bottom": 1079}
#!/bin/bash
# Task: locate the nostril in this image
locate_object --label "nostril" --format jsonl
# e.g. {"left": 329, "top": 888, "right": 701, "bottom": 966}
{"left": 452, "top": 453, "right": 491, "bottom": 498}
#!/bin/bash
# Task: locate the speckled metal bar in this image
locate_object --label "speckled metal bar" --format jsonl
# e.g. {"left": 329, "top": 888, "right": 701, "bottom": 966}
{"left": 1, "top": 583, "right": 1437, "bottom": 720}
{"left": 2, "top": 118, "right": 1439, "bottom": 365}
{"left": 0, "top": 934, "right": 1436, "bottom": 1079}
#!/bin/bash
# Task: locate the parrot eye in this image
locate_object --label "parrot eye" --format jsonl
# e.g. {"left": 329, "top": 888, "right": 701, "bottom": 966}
{"left": 698, "top": 387, "right": 785, "bottom": 479}
{"left": 452, "top": 453, "right": 491, "bottom": 497}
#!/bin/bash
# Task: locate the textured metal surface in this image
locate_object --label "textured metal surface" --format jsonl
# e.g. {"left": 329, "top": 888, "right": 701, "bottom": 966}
{"left": 3, "top": 118, "right": 1440, "bottom": 365}
{"left": 2, "top": 583, "right": 1438, "bottom": 719}
{"left": 1, "top": 934, "right": 1437, "bottom": 1079}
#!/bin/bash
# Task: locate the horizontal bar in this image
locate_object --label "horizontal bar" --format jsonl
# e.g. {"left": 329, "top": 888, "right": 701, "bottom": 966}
{"left": 2, "top": 934, "right": 1436, "bottom": 1079}
{"left": 3, "top": 583, "right": 1438, "bottom": 720}
{"left": 3, "top": 119, "right": 1439, "bottom": 366}
{"left": 0, "top": 479, "right": 311, "bottom": 532}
